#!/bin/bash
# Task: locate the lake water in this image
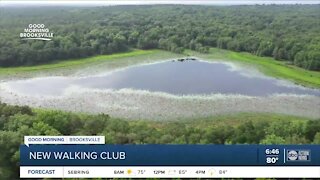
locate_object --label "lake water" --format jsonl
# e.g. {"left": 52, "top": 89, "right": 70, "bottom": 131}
{"left": 4, "top": 60, "right": 320, "bottom": 96}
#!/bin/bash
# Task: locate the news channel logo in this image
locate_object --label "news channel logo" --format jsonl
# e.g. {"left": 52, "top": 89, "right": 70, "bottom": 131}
{"left": 287, "top": 149, "right": 310, "bottom": 161}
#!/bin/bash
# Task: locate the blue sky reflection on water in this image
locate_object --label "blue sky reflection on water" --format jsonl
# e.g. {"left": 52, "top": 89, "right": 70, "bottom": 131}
{"left": 5, "top": 60, "right": 320, "bottom": 97}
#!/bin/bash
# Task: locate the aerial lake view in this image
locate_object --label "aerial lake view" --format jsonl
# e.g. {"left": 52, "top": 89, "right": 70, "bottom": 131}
{"left": 2, "top": 59, "right": 320, "bottom": 97}
{"left": 1, "top": 52, "right": 319, "bottom": 120}
{"left": 1, "top": 2, "right": 320, "bottom": 178}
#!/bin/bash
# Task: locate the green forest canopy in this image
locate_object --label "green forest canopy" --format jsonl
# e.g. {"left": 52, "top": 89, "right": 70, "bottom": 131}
{"left": 0, "top": 5, "right": 319, "bottom": 70}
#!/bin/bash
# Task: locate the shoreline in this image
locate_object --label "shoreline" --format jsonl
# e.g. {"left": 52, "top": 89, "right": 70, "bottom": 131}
{"left": 0, "top": 48, "right": 319, "bottom": 88}
{"left": 185, "top": 48, "right": 320, "bottom": 89}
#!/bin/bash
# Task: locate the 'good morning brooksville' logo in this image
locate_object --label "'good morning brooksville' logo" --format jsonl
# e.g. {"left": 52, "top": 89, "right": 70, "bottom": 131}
{"left": 20, "top": 24, "right": 53, "bottom": 41}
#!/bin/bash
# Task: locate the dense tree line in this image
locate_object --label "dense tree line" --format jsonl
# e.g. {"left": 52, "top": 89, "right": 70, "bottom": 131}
{"left": 0, "top": 5, "right": 319, "bottom": 70}
{"left": 0, "top": 101, "right": 319, "bottom": 179}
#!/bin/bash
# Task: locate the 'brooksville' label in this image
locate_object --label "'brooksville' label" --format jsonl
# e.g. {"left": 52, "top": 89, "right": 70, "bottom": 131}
{"left": 20, "top": 24, "right": 53, "bottom": 41}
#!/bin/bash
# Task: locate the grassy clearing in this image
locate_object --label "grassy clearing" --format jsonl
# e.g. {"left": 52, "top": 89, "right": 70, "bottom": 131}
{"left": 185, "top": 48, "right": 320, "bottom": 88}
{"left": 0, "top": 49, "right": 162, "bottom": 74}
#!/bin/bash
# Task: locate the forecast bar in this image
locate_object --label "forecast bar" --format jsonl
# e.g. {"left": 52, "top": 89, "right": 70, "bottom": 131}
{"left": 20, "top": 166, "right": 320, "bottom": 178}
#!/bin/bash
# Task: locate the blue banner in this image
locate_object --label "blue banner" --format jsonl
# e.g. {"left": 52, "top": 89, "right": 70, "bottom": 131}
{"left": 20, "top": 145, "right": 319, "bottom": 166}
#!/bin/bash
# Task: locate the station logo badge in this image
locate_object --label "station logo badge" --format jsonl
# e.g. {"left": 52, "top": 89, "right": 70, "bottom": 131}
{"left": 287, "top": 150, "right": 310, "bottom": 161}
